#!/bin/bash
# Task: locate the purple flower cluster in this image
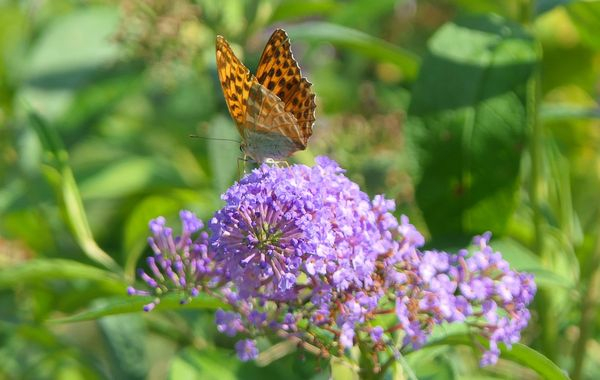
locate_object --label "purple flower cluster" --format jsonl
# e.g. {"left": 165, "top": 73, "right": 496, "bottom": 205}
{"left": 210, "top": 157, "right": 401, "bottom": 303}
{"left": 388, "top": 232, "right": 536, "bottom": 366}
{"left": 127, "top": 210, "right": 217, "bottom": 311}
{"left": 129, "top": 157, "right": 536, "bottom": 367}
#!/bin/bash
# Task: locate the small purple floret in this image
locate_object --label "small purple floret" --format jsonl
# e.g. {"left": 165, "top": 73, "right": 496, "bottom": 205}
{"left": 235, "top": 339, "right": 259, "bottom": 361}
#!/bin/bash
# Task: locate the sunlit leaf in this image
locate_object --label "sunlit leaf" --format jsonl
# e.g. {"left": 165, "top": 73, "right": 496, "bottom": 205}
{"left": 535, "top": 0, "right": 573, "bottom": 16}
{"left": 540, "top": 104, "right": 600, "bottom": 121}
{"left": 270, "top": 0, "right": 338, "bottom": 22}
{"left": 50, "top": 294, "right": 229, "bottom": 323}
{"left": 329, "top": 357, "right": 359, "bottom": 380}
{"left": 492, "top": 237, "right": 575, "bottom": 289}
{"left": 79, "top": 157, "right": 157, "bottom": 199}
{"left": 423, "top": 333, "right": 569, "bottom": 379}
{"left": 56, "top": 67, "right": 143, "bottom": 132}
{"left": 99, "top": 314, "right": 147, "bottom": 380}
{"left": 567, "top": 1, "right": 600, "bottom": 49}
{"left": 169, "top": 347, "right": 239, "bottom": 380}
{"left": 122, "top": 189, "right": 218, "bottom": 277}
{"left": 0, "top": 4, "right": 28, "bottom": 99}
{"left": 123, "top": 196, "right": 184, "bottom": 277}
{"left": 207, "top": 116, "right": 240, "bottom": 194}
{"left": 406, "top": 14, "right": 537, "bottom": 242}
{"left": 0, "top": 258, "right": 124, "bottom": 292}
{"left": 28, "top": 111, "right": 120, "bottom": 272}
{"left": 286, "top": 22, "right": 420, "bottom": 81}
{"left": 24, "top": 6, "right": 120, "bottom": 84}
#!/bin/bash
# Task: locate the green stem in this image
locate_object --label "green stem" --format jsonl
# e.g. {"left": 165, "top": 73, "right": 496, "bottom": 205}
{"left": 527, "top": 39, "right": 559, "bottom": 361}
{"left": 517, "top": 0, "right": 534, "bottom": 25}
{"left": 356, "top": 341, "right": 386, "bottom": 380}
{"left": 571, "top": 224, "right": 600, "bottom": 380}
{"left": 528, "top": 54, "right": 543, "bottom": 291}
{"left": 28, "top": 110, "right": 121, "bottom": 275}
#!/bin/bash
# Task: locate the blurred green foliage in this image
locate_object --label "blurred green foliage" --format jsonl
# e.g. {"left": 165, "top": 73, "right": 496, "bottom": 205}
{"left": 1, "top": 0, "right": 600, "bottom": 378}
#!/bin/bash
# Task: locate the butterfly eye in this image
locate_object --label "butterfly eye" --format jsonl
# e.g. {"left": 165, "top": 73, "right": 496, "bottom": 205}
{"left": 239, "top": 145, "right": 245, "bottom": 152}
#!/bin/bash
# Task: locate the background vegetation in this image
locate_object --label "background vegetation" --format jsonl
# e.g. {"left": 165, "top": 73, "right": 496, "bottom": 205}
{"left": 1, "top": 0, "right": 599, "bottom": 378}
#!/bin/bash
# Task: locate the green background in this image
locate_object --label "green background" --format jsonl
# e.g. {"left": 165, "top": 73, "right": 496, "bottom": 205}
{"left": 1, "top": 0, "right": 599, "bottom": 379}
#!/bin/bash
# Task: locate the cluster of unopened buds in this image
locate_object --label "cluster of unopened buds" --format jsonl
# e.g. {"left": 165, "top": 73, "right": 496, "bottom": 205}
{"left": 128, "top": 157, "right": 536, "bottom": 368}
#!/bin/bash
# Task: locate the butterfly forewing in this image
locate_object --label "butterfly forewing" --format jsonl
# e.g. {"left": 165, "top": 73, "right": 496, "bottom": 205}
{"left": 255, "top": 30, "right": 302, "bottom": 103}
{"left": 255, "top": 29, "right": 316, "bottom": 145}
{"left": 215, "top": 36, "right": 256, "bottom": 132}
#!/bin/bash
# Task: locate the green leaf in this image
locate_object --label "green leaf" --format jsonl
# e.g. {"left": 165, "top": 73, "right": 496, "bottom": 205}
{"left": 78, "top": 157, "right": 157, "bottom": 199}
{"left": 491, "top": 237, "right": 574, "bottom": 289}
{"left": 169, "top": 347, "right": 239, "bottom": 380}
{"left": 49, "top": 294, "right": 229, "bottom": 323}
{"left": 540, "top": 104, "right": 600, "bottom": 121}
{"left": 330, "top": 357, "right": 359, "bottom": 380}
{"left": 207, "top": 116, "right": 241, "bottom": 194}
{"left": 56, "top": 65, "right": 144, "bottom": 132}
{"left": 24, "top": 6, "right": 120, "bottom": 84}
{"left": 0, "top": 4, "right": 28, "bottom": 100}
{"left": 285, "top": 22, "right": 420, "bottom": 81}
{"left": 270, "top": 0, "right": 338, "bottom": 22}
{"left": 122, "top": 189, "right": 219, "bottom": 278}
{"left": 490, "top": 237, "right": 542, "bottom": 270}
{"left": 405, "top": 14, "right": 537, "bottom": 241}
{"left": 0, "top": 259, "right": 124, "bottom": 292}
{"left": 123, "top": 196, "right": 184, "bottom": 277}
{"left": 404, "top": 344, "right": 452, "bottom": 379}
{"left": 99, "top": 314, "right": 148, "bottom": 380}
{"left": 28, "top": 111, "right": 120, "bottom": 272}
{"left": 423, "top": 333, "right": 569, "bottom": 380}
{"left": 20, "top": 6, "right": 122, "bottom": 122}
{"left": 567, "top": 1, "right": 600, "bottom": 50}
{"left": 535, "top": 0, "right": 573, "bottom": 16}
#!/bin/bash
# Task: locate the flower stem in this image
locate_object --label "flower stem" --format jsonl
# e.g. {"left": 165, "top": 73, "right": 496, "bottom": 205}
{"left": 527, "top": 38, "right": 559, "bottom": 361}
{"left": 357, "top": 341, "right": 383, "bottom": 380}
{"left": 571, "top": 225, "right": 600, "bottom": 380}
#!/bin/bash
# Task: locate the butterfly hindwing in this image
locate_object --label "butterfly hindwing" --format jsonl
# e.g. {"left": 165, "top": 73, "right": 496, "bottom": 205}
{"left": 244, "top": 82, "right": 303, "bottom": 162}
{"left": 285, "top": 78, "right": 316, "bottom": 147}
{"left": 255, "top": 30, "right": 316, "bottom": 149}
{"left": 216, "top": 35, "right": 256, "bottom": 132}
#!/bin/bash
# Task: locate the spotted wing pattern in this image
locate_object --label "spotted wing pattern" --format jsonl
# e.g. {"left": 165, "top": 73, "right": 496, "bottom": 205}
{"left": 255, "top": 29, "right": 316, "bottom": 147}
{"left": 215, "top": 29, "right": 316, "bottom": 162}
{"left": 215, "top": 35, "right": 256, "bottom": 134}
{"left": 284, "top": 78, "right": 316, "bottom": 147}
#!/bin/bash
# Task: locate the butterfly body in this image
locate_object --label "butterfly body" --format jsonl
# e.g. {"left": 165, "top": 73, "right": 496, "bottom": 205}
{"left": 216, "top": 29, "right": 315, "bottom": 163}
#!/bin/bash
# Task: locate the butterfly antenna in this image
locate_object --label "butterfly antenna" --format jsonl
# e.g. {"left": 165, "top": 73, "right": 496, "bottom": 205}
{"left": 189, "top": 134, "right": 240, "bottom": 144}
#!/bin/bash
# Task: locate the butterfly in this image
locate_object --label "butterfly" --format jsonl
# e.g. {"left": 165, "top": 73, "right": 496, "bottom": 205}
{"left": 216, "top": 29, "right": 316, "bottom": 163}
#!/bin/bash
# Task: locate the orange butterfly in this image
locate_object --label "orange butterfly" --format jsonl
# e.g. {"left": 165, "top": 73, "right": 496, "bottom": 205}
{"left": 216, "top": 29, "right": 316, "bottom": 163}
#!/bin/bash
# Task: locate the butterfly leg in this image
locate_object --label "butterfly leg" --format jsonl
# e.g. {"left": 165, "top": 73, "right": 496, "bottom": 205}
{"left": 264, "top": 158, "right": 289, "bottom": 168}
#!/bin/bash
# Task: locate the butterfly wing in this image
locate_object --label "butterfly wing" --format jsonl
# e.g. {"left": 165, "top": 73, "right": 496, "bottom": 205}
{"left": 243, "top": 82, "right": 303, "bottom": 162}
{"left": 216, "top": 30, "right": 316, "bottom": 162}
{"left": 256, "top": 30, "right": 302, "bottom": 104}
{"left": 255, "top": 29, "right": 316, "bottom": 146}
{"left": 285, "top": 78, "right": 316, "bottom": 147}
{"left": 216, "top": 35, "right": 256, "bottom": 134}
